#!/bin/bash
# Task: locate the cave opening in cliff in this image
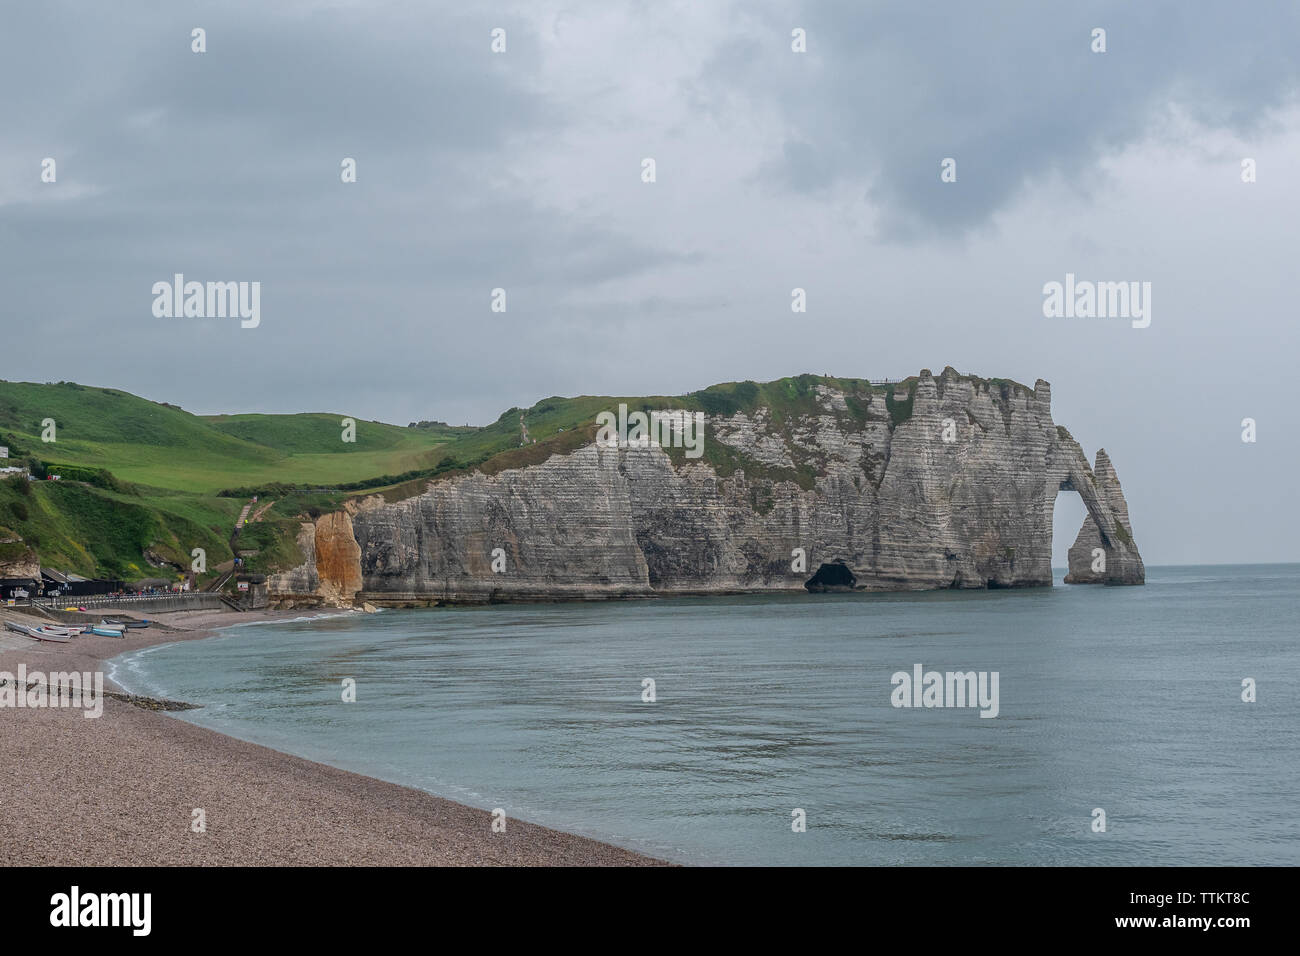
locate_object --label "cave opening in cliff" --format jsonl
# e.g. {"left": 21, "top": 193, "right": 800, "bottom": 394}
{"left": 1052, "top": 487, "right": 1088, "bottom": 583}
{"left": 804, "top": 561, "right": 856, "bottom": 592}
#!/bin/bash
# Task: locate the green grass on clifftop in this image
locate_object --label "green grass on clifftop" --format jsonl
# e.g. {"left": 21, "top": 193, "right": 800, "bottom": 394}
{"left": 0, "top": 381, "right": 462, "bottom": 494}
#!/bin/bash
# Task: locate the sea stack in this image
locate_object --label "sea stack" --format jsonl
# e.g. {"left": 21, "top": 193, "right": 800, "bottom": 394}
{"left": 1063, "top": 449, "right": 1145, "bottom": 585}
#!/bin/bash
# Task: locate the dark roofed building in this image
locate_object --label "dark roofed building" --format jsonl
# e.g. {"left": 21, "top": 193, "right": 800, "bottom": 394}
{"left": 1, "top": 576, "right": 39, "bottom": 602}
{"left": 41, "top": 570, "right": 123, "bottom": 597}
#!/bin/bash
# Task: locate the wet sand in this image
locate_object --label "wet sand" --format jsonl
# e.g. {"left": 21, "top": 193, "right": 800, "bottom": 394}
{"left": 0, "top": 606, "right": 667, "bottom": 866}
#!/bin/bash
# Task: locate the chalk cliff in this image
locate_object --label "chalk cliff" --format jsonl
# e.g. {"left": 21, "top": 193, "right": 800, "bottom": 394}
{"left": 267, "top": 369, "right": 1144, "bottom": 606}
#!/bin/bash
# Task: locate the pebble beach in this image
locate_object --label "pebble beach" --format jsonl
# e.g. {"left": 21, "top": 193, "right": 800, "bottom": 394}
{"left": 0, "top": 607, "right": 666, "bottom": 866}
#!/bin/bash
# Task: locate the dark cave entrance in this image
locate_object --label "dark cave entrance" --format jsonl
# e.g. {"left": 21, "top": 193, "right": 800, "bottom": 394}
{"left": 804, "top": 560, "right": 857, "bottom": 592}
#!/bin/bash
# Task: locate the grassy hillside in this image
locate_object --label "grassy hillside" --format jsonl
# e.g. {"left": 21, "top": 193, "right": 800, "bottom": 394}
{"left": 205, "top": 411, "right": 470, "bottom": 455}
{"left": 0, "top": 379, "right": 474, "bottom": 581}
{"left": 0, "top": 476, "right": 237, "bottom": 580}
{"left": 0, "top": 381, "right": 465, "bottom": 494}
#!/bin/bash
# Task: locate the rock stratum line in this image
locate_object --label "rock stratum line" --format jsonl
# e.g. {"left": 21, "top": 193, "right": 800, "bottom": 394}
{"left": 268, "top": 369, "right": 1144, "bottom": 606}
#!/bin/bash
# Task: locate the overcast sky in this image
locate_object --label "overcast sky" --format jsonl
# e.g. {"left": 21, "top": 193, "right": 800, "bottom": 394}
{"left": 2, "top": 1, "right": 1297, "bottom": 566}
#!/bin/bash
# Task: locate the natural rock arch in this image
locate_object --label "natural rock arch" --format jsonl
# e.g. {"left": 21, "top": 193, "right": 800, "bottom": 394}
{"left": 1045, "top": 434, "right": 1144, "bottom": 586}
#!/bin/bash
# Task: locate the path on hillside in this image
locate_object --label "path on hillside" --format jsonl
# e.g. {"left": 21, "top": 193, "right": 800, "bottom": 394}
{"left": 202, "top": 497, "right": 257, "bottom": 593}
{"left": 204, "top": 565, "right": 235, "bottom": 593}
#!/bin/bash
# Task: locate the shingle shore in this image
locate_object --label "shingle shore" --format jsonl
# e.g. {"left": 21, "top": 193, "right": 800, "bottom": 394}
{"left": 0, "top": 608, "right": 668, "bottom": 866}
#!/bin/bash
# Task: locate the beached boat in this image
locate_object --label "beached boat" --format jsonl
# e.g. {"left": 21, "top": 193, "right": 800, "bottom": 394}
{"left": 104, "top": 618, "right": 149, "bottom": 629}
{"left": 40, "top": 624, "right": 84, "bottom": 636}
{"left": 90, "top": 625, "right": 124, "bottom": 638}
{"left": 5, "top": 621, "right": 73, "bottom": 642}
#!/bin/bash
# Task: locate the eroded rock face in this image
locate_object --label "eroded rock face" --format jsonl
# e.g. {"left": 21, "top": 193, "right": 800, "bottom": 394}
{"left": 0, "top": 542, "right": 39, "bottom": 581}
{"left": 268, "top": 523, "right": 319, "bottom": 605}
{"left": 270, "top": 369, "right": 1144, "bottom": 605}
{"left": 268, "top": 515, "right": 365, "bottom": 607}
{"left": 314, "top": 511, "right": 363, "bottom": 605}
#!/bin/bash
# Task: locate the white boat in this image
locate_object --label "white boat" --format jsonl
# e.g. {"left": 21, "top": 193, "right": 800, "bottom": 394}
{"left": 4, "top": 620, "right": 71, "bottom": 642}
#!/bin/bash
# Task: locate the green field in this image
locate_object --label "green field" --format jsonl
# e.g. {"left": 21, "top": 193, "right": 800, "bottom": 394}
{"left": 0, "top": 381, "right": 473, "bottom": 494}
{"left": 0, "top": 380, "right": 471, "bottom": 579}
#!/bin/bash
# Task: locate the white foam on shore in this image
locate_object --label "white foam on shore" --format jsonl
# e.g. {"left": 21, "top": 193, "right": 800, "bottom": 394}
{"left": 217, "top": 609, "right": 375, "bottom": 630}
{"left": 103, "top": 642, "right": 168, "bottom": 697}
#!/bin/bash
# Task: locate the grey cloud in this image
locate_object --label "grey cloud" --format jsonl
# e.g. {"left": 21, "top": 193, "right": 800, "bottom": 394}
{"left": 703, "top": 0, "right": 1300, "bottom": 237}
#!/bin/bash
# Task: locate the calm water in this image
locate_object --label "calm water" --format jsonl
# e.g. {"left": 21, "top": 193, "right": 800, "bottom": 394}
{"left": 109, "top": 565, "right": 1299, "bottom": 865}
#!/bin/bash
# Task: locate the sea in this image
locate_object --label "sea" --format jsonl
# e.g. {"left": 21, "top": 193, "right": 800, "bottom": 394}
{"left": 108, "top": 564, "right": 1299, "bottom": 866}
